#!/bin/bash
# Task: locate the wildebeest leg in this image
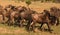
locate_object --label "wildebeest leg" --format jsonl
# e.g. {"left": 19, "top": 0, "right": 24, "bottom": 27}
{"left": 46, "top": 22, "right": 52, "bottom": 33}
{"left": 19, "top": 19, "right": 24, "bottom": 27}
{"left": 56, "top": 18, "right": 59, "bottom": 26}
{"left": 2, "top": 14, "right": 5, "bottom": 24}
{"left": 31, "top": 22, "right": 36, "bottom": 32}
{"left": 27, "top": 21, "right": 35, "bottom": 32}
{"left": 6, "top": 18, "right": 11, "bottom": 26}
{"left": 7, "top": 16, "right": 11, "bottom": 26}
{"left": 39, "top": 22, "right": 44, "bottom": 31}
{"left": 27, "top": 21, "right": 30, "bottom": 30}
{"left": 26, "top": 20, "right": 32, "bottom": 31}
{"left": 11, "top": 18, "right": 15, "bottom": 26}
{"left": 29, "top": 21, "right": 35, "bottom": 31}
{"left": 20, "top": 20, "right": 23, "bottom": 27}
{"left": 14, "top": 17, "right": 19, "bottom": 26}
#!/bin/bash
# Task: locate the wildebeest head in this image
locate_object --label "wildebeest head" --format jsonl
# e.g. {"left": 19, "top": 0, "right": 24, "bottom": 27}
{"left": 50, "top": 7, "right": 60, "bottom": 26}
{"left": 16, "top": 6, "right": 30, "bottom": 14}
{"left": 43, "top": 10, "right": 57, "bottom": 25}
{"left": 43, "top": 10, "right": 50, "bottom": 17}
{"left": 50, "top": 7, "right": 57, "bottom": 12}
{"left": 4, "top": 5, "right": 16, "bottom": 11}
{"left": 44, "top": 9, "right": 60, "bottom": 26}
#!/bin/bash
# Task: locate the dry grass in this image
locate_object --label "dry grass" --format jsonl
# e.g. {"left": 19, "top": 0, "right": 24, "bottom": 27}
{"left": 0, "top": 0, "right": 60, "bottom": 12}
{"left": 0, "top": 23, "right": 60, "bottom": 35}
{"left": 0, "top": 0, "right": 60, "bottom": 35}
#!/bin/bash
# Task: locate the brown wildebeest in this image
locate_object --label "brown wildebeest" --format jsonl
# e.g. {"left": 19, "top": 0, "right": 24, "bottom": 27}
{"left": 28, "top": 10, "right": 55, "bottom": 33}
{"left": 50, "top": 7, "right": 60, "bottom": 26}
{"left": 18, "top": 6, "right": 36, "bottom": 27}
{"left": 11, "top": 6, "right": 27, "bottom": 26}
{"left": 12, "top": 11, "right": 21, "bottom": 26}
{"left": 3, "top": 5, "right": 17, "bottom": 26}
{"left": 0, "top": 5, "right": 5, "bottom": 24}
{"left": 4, "top": 6, "right": 29, "bottom": 26}
{"left": 5, "top": 6, "right": 28, "bottom": 26}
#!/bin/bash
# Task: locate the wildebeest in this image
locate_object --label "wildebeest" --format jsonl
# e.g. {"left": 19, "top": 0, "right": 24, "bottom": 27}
{"left": 18, "top": 7, "right": 36, "bottom": 27}
{"left": 28, "top": 10, "right": 51, "bottom": 32}
{"left": 50, "top": 7, "right": 60, "bottom": 26}
{"left": 28, "top": 9, "right": 59, "bottom": 33}
{"left": 0, "top": 5, "right": 60, "bottom": 33}
{"left": 0, "top": 5, "right": 5, "bottom": 24}
{"left": 3, "top": 5, "right": 18, "bottom": 26}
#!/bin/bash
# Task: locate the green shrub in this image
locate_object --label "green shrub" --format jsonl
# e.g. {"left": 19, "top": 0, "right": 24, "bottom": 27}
{"left": 25, "top": 0, "right": 31, "bottom": 6}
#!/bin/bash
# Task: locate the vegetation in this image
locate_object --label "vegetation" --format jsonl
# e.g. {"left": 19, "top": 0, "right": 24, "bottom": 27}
{"left": 25, "top": 0, "right": 31, "bottom": 8}
{"left": 12, "top": 0, "right": 60, "bottom": 3}
{"left": 0, "top": 22, "right": 60, "bottom": 35}
{"left": 25, "top": 0, "right": 31, "bottom": 5}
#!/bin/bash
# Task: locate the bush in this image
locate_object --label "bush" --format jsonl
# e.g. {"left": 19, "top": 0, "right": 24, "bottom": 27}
{"left": 25, "top": 0, "right": 31, "bottom": 5}
{"left": 51, "top": 0, "right": 55, "bottom": 2}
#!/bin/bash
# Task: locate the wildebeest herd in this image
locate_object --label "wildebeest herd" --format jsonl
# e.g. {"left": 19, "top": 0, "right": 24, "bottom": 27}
{"left": 0, "top": 5, "right": 60, "bottom": 33}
